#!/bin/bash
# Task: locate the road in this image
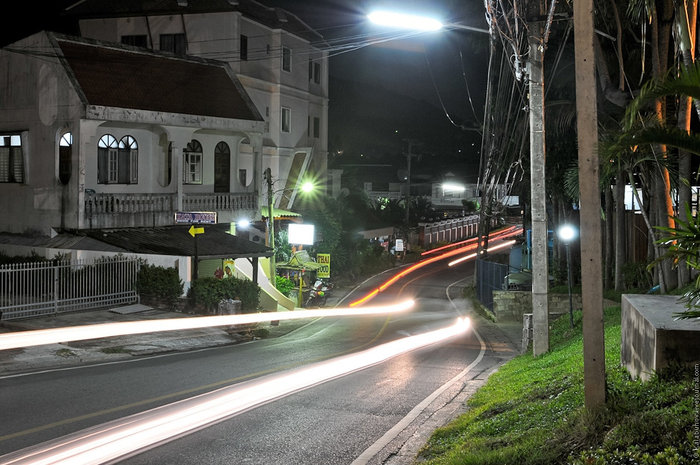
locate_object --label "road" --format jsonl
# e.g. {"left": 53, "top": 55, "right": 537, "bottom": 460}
{"left": 0, "top": 240, "right": 519, "bottom": 464}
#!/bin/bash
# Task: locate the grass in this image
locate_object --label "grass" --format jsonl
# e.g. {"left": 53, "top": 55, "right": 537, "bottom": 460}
{"left": 416, "top": 306, "right": 697, "bottom": 465}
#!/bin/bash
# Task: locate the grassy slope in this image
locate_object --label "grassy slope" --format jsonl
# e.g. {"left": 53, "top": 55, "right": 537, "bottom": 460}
{"left": 417, "top": 307, "right": 696, "bottom": 465}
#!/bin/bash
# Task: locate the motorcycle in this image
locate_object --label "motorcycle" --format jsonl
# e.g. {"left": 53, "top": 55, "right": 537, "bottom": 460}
{"left": 305, "top": 279, "right": 333, "bottom": 307}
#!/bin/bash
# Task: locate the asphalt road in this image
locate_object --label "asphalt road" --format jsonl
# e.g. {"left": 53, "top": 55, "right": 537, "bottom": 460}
{"left": 0, "top": 252, "right": 516, "bottom": 464}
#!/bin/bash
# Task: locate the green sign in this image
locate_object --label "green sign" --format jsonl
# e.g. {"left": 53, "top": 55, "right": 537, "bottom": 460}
{"left": 317, "top": 253, "right": 330, "bottom": 278}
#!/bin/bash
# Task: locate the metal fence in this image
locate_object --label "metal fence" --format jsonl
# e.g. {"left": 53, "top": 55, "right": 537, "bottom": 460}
{"left": 0, "top": 257, "right": 140, "bottom": 320}
{"left": 476, "top": 259, "right": 509, "bottom": 311}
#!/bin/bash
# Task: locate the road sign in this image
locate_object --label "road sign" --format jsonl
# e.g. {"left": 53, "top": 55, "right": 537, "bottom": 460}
{"left": 175, "top": 211, "right": 217, "bottom": 224}
{"left": 395, "top": 239, "right": 404, "bottom": 252}
{"left": 188, "top": 225, "right": 205, "bottom": 237}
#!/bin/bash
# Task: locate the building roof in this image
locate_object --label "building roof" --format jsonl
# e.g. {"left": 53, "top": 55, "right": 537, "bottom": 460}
{"left": 53, "top": 34, "right": 263, "bottom": 121}
{"left": 78, "top": 224, "right": 272, "bottom": 259}
{"left": 63, "top": 0, "right": 323, "bottom": 42}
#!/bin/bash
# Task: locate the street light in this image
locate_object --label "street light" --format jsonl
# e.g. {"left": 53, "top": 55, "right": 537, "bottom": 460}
{"left": 264, "top": 168, "right": 316, "bottom": 289}
{"left": 557, "top": 224, "right": 577, "bottom": 328}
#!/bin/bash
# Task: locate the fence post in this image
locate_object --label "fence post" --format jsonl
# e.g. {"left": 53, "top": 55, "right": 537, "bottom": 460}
{"left": 53, "top": 264, "right": 59, "bottom": 315}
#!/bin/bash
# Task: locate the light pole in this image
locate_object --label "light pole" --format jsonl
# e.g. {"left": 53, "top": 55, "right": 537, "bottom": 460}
{"left": 557, "top": 224, "right": 576, "bottom": 328}
{"left": 263, "top": 168, "right": 316, "bottom": 290}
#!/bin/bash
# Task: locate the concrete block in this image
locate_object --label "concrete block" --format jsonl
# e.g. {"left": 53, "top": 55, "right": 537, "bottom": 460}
{"left": 622, "top": 294, "right": 700, "bottom": 381}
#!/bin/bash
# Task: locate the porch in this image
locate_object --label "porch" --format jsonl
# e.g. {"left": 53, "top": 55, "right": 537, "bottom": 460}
{"left": 84, "top": 192, "right": 258, "bottom": 229}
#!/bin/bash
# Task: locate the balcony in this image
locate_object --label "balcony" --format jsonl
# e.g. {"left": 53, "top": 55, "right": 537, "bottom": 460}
{"left": 84, "top": 192, "right": 257, "bottom": 229}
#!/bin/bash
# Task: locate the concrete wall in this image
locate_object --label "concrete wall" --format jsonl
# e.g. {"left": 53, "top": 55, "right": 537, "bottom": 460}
{"left": 492, "top": 290, "right": 582, "bottom": 321}
{"left": 621, "top": 294, "right": 700, "bottom": 381}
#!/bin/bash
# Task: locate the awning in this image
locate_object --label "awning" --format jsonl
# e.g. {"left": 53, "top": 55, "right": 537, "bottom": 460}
{"left": 261, "top": 206, "right": 302, "bottom": 219}
{"left": 77, "top": 224, "right": 272, "bottom": 259}
{"left": 277, "top": 250, "right": 323, "bottom": 271}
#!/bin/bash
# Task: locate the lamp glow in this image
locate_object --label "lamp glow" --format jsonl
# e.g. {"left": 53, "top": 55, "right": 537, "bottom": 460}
{"left": 368, "top": 10, "right": 443, "bottom": 31}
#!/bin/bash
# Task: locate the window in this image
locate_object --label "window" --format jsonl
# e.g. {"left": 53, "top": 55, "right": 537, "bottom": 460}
{"left": 282, "top": 46, "right": 291, "bottom": 72}
{"left": 59, "top": 132, "right": 72, "bottom": 185}
{"left": 240, "top": 34, "right": 248, "bottom": 61}
{"left": 97, "top": 134, "right": 138, "bottom": 184}
{"left": 183, "top": 140, "right": 203, "bottom": 184}
{"left": 0, "top": 134, "right": 23, "bottom": 183}
{"left": 160, "top": 33, "right": 186, "bottom": 55}
{"left": 314, "top": 62, "right": 321, "bottom": 84}
{"left": 121, "top": 35, "right": 148, "bottom": 48}
{"left": 281, "top": 107, "right": 291, "bottom": 133}
{"left": 119, "top": 136, "right": 138, "bottom": 184}
{"left": 313, "top": 117, "right": 320, "bottom": 139}
{"left": 239, "top": 169, "right": 247, "bottom": 187}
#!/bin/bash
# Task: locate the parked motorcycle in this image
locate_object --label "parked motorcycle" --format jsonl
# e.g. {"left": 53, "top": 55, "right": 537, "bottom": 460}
{"left": 305, "top": 279, "right": 333, "bottom": 307}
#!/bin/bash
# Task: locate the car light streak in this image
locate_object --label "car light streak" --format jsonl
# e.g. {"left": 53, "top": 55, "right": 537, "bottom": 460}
{"left": 0, "top": 318, "right": 471, "bottom": 465}
{"left": 0, "top": 300, "right": 414, "bottom": 351}
{"left": 447, "top": 240, "right": 517, "bottom": 266}
{"left": 350, "top": 227, "right": 522, "bottom": 307}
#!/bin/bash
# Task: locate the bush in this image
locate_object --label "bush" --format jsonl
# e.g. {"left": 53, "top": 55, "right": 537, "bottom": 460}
{"left": 135, "top": 264, "right": 183, "bottom": 304}
{"left": 275, "top": 275, "right": 295, "bottom": 297}
{"left": 188, "top": 276, "right": 260, "bottom": 312}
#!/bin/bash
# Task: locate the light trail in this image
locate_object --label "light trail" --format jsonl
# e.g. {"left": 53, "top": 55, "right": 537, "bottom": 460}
{"left": 447, "top": 240, "right": 517, "bottom": 266}
{"left": 419, "top": 225, "right": 518, "bottom": 257}
{"left": 0, "top": 300, "right": 415, "bottom": 351}
{"left": 350, "top": 227, "right": 522, "bottom": 307}
{"left": 0, "top": 318, "right": 471, "bottom": 465}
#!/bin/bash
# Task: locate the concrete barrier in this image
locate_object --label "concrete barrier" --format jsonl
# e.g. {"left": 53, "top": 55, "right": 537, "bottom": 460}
{"left": 621, "top": 294, "right": 700, "bottom": 381}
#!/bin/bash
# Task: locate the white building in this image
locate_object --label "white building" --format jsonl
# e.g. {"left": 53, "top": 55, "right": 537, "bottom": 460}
{"left": 66, "top": 0, "right": 329, "bottom": 211}
{"left": 0, "top": 31, "right": 269, "bottom": 234}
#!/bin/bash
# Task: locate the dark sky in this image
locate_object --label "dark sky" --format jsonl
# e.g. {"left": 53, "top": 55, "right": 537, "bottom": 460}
{"left": 2, "top": 0, "right": 489, "bottom": 124}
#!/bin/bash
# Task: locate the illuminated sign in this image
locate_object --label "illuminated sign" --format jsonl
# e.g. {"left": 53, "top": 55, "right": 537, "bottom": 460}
{"left": 288, "top": 223, "right": 314, "bottom": 245}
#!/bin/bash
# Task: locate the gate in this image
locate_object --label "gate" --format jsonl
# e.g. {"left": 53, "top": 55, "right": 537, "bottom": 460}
{"left": 0, "top": 256, "right": 140, "bottom": 320}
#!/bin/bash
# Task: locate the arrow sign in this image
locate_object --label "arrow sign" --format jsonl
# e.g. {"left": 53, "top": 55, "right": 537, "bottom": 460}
{"left": 189, "top": 225, "right": 205, "bottom": 237}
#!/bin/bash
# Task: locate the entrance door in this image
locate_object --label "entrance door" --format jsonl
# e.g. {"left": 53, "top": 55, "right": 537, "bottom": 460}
{"left": 214, "top": 142, "right": 230, "bottom": 193}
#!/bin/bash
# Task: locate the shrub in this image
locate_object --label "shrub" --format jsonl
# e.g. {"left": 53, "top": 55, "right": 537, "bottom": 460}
{"left": 135, "top": 264, "right": 183, "bottom": 304}
{"left": 188, "top": 276, "right": 260, "bottom": 312}
{"left": 275, "top": 275, "right": 295, "bottom": 297}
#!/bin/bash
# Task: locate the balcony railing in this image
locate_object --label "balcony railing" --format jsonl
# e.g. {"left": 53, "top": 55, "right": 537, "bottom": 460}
{"left": 84, "top": 192, "right": 257, "bottom": 229}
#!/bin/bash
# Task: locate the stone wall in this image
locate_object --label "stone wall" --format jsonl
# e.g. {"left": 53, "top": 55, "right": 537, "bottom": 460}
{"left": 492, "top": 290, "right": 582, "bottom": 321}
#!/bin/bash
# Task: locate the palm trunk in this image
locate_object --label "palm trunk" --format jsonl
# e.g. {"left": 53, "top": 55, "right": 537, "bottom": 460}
{"left": 615, "top": 167, "right": 626, "bottom": 291}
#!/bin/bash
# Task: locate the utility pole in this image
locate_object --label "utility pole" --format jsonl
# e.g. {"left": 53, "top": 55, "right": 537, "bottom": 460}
{"left": 574, "top": 0, "right": 606, "bottom": 409}
{"left": 264, "top": 167, "right": 277, "bottom": 289}
{"left": 404, "top": 140, "right": 413, "bottom": 227}
{"left": 528, "top": 0, "right": 549, "bottom": 356}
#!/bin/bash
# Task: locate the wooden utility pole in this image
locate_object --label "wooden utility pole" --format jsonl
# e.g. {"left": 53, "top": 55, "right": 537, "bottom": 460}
{"left": 528, "top": 1, "right": 549, "bottom": 356}
{"left": 574, "top": 0, "right": 606, "bottom": 408}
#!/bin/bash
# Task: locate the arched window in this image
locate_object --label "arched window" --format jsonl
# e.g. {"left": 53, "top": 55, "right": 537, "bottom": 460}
{"left": 214, "top": 141, "right": 230, "bottom": 193}
{"left": 97, "top": 135, "right": 138, "bottom": 184}
{"left": 183, "top": 140, "right": 203, "bottom": 184}
{"left": 97, "top": 134, "right": 118, "bottom": 184}
{"left": 59, "top": 132, "right": 72, "bottom": 185}
{"left": 119, "top": 135, "right": 138, "bottom": 184}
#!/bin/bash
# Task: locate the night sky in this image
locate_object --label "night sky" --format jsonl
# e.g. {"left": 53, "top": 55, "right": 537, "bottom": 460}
{"left": 3, "top": 0, "right": 488, "bottom": 174}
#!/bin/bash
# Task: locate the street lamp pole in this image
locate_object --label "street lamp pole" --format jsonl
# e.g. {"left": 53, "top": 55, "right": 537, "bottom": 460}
{"left": 264, "top": 168, "right": 276, "bottom": 289}
{"left": 558, "top": 224, "right": 576, "bottom": 328}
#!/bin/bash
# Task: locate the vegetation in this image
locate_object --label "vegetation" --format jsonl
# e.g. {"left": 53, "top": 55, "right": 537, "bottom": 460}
{"left": 417, "top": 307, "right": 695, "bottom": 465}
{"left": 135, "top": 264, "right": 183, "bottom": 305}
{"left": 187, "top": 276, "right": 260, "bottom": 312}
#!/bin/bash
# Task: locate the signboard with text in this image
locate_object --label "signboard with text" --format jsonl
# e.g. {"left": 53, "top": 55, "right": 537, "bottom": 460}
{"left": 316, "top": 253, "right": 330, "bottom": 278}
{"left": 175, "top": 211, "right": 217, "bottom": 224}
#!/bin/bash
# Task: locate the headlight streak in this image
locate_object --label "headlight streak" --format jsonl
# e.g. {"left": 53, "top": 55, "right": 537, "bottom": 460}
{"left": 350, "top": 227, "right": 522, "bottom": 307}
{"left": 0, "top": 300, "right": 415, "bottom": 351}
{"left": 0, "top": 318, "right": 471, "bottom": 465}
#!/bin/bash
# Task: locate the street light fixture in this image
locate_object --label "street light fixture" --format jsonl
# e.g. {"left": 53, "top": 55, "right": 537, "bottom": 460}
{"left": 264, "top": 168, "right": 316, "bottom": 290}
{"left": 557, "top": 224, "right": 577, "bottom": 328}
